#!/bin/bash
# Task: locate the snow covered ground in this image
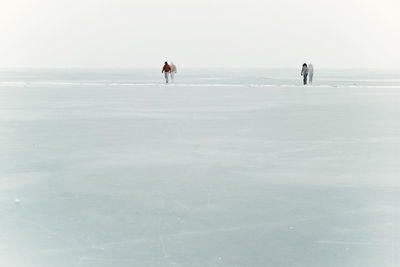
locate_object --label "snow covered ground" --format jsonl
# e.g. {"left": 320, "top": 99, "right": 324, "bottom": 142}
{"left": 1, "top": 68, "right": 399, "bottom": 266}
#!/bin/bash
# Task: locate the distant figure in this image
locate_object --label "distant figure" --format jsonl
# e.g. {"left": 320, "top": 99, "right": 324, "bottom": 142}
{"left": 301, "top": 63, "right": 308, "bottom": 85}
{"left": 162, "top": 61, "right": 171, "bottom": 83}
{"left": 170, "top": 62, "right": 177, "bottom": 82}
{"left": 308, "top": 63, "right": 314, "bottom": 84}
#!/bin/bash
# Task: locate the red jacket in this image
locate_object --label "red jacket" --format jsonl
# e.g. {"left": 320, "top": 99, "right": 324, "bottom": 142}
{"left": 162, "top": 64, "right": 171, "bottom": 72}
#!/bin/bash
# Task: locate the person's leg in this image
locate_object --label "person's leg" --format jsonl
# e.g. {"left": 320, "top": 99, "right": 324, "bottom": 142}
{"left": 303, "top": 74, "right": 307, "bottom": 85}
{"left": 170, "top": 72, "right": 174, "bottom": 82}
{"left": 165, "top": 72, "right": 169, "bottom": 83}
{"left": 309, "top": 74, "right": 313, "bottom": 84}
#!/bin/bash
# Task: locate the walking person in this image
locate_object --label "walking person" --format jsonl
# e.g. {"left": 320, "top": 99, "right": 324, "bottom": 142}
{"left": 301, "top": 63, "right": 308, "bottom": 85}
{"left": 308, "top": 63, "right": 314, "bottom": 84}
{"left": 170, "top": 62, "right": 177, "bottom": 82}
{"left": 162, "top": 61, "right": 171, "bottom": 83}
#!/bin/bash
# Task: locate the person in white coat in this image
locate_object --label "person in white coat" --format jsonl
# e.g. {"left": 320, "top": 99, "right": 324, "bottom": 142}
{"left": 308, "top": 63, "right": 314, "bottom": 84}
{"left": 170, "top": 62, "right": 177, "bottom": 82}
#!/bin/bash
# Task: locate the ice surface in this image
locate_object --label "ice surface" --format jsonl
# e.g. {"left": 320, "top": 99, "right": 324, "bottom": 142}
{"left": 0, "top": 69, "right": 400, "bottom": 266}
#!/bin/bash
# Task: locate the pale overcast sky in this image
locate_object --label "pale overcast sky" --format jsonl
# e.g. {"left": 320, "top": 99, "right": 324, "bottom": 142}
{"left": 0, "top": 0, "right": 399, "bottom": 68}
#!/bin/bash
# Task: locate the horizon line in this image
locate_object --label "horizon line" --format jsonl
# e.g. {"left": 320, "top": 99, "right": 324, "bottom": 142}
{"left": 0, "top": 66, "right": 399, "bottom": 70}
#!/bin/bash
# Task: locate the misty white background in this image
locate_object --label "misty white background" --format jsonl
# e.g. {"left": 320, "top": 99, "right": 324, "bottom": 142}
{"left": 0, "top": 0, "right": 399, "bottom": 68}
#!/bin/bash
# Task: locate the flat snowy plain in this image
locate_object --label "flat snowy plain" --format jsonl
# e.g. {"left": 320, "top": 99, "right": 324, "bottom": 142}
{"left": 1, "top": 68, "right": 399, "bottom": 266}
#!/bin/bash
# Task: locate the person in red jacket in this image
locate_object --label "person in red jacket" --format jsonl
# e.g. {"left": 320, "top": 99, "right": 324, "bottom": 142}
{"left": 162, "top": 62, "right": 171, "bottom": 83}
